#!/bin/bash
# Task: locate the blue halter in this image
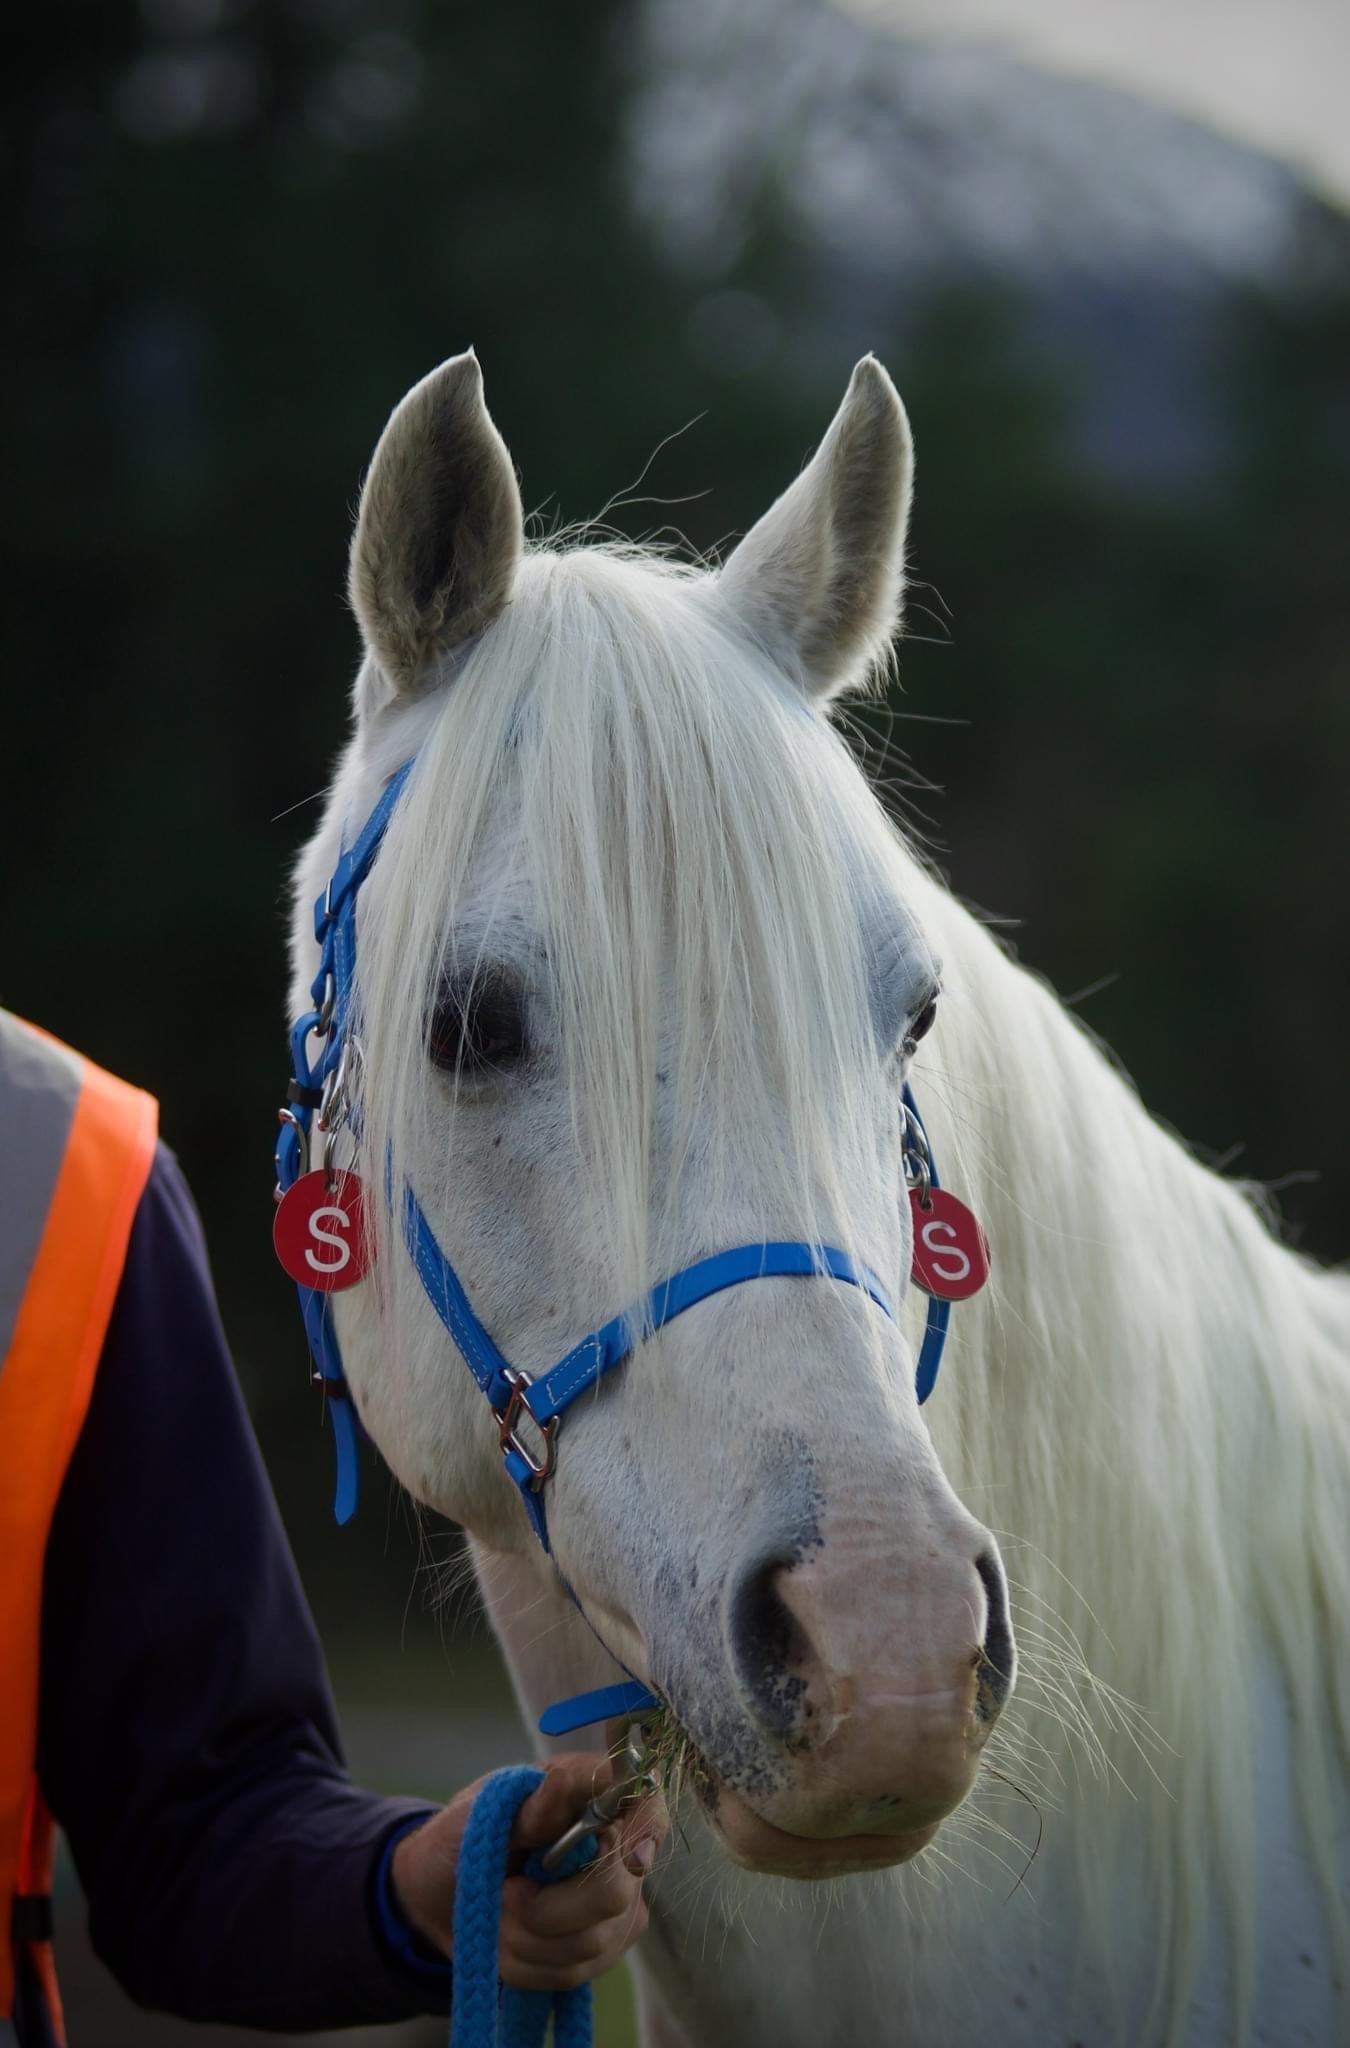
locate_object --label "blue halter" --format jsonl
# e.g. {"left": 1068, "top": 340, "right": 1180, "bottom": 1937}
{"left": 275, "top": 755, "right": 953, "bottom": 1730}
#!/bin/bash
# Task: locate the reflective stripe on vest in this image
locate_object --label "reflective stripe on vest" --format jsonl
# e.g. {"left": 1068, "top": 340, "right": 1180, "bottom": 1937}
{"left": 0, "top": 1013, "right": 158, "bottom": 2036}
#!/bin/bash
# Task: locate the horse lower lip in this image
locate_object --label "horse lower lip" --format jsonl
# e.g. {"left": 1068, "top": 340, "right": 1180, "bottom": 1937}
{"left": 708, "top": 1783, "right": 941, "bottom": 1877}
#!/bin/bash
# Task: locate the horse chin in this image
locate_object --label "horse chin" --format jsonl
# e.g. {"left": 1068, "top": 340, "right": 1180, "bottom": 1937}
{"left": 704, "top": 1780, "right": 942, "bottom": 1880}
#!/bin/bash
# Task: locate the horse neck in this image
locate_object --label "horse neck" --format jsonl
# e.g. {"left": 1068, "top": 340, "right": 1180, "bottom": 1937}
{"left": 917, "top": 872, "right": 1350, "bottom": 1917}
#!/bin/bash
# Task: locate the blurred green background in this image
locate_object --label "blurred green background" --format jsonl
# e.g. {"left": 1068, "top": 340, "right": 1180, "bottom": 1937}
{"left": 5, "top": 1, "right": 1347, "bottom": 2042}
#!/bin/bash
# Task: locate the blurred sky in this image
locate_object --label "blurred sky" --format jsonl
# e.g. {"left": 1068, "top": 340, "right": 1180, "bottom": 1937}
{"left": 850, "top": 0, "right": 1350, "bottom": 205}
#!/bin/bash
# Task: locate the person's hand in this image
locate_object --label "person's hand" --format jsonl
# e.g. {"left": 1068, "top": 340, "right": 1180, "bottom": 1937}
{"left": 390, "top": 1752, "right": 668, "bottom": 1991}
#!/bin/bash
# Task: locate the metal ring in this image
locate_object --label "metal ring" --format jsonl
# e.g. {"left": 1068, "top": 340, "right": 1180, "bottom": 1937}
{"left": 317, "top": 1063, "right": 345, "bottom": 1135}
{"left": 319, "top": 1032, "right": 365, "bottom": 1126}
{"left": 901, "top": 1102, "right": 932, "bottom": 1204}
{"left": 276, "top": 1106, "right": 310, "bottom": 1189}
{"left": 901, "top": 1099, "right": 931, "bottom": 1167}
{"left": 496, "top": 1370, "right": 559, "bottom": 1487}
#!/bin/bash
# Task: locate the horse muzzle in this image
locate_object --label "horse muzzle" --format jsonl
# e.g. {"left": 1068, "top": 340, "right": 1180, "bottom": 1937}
{"left": 664, "top": 1503, "right": 1015, "bottom": 1871}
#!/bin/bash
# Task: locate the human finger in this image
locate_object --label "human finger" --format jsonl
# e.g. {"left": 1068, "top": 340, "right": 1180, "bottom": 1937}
{"left": 500, "top": 1899, "right": 650, "bottom": 1989}
{"left": 513, "top": 1844, "right": 644, "bottom": 1938}
{"left": 615, "top": 1785, "right": 668, "bottom": 1876}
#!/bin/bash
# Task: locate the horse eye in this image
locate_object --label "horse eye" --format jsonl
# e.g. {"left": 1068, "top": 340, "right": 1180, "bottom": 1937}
{"left": 427, "top": 978, "right": 527, "bottom": 1076}
{"left": 904, "top": 993, "right": 939, "bottom": 1054}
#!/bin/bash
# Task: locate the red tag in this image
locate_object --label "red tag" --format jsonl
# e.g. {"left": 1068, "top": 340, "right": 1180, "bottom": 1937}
{"left": 910, "top": 1187, "right": 990, "bottom": 1302}
{"left": 274, "top": 1170, "right": 372, "bottom": 1291}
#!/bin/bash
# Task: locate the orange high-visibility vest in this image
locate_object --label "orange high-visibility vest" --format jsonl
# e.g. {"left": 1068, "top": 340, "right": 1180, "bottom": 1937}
{"left": 0, "top": 1012, "right": 157, "bottom": 2044}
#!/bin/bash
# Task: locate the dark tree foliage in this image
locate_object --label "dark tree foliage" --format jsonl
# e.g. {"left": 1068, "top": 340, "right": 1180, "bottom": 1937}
{"left": 4, "top": 3, "right": 1347, "bottom": 1625}
{"left": 889, "top": 277, "right": 1350, "bottom": 1251}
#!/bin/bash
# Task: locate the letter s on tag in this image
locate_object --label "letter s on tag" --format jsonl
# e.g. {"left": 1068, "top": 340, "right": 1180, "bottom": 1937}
{"left": 274, "top": 1170, "right": 372, "bottom": 1291}
{"left": 909, "top": 1187, "right": 990, "bottom": 1302}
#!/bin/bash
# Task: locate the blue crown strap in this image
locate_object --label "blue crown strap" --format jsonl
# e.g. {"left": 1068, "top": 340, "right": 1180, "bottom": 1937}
{"left": 524, "top": 1242, "right": 894, "bottom": 1430}
{"left": 313, "top": 758, "right": 418, "bottom": 943}
{"left": 329, "top": 900, "right": 359, "bottom": 1044}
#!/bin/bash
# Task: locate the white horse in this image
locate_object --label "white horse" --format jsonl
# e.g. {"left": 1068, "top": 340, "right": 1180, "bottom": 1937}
{"left": 289, "top": 352, "right": 1348, "bottom": 2046}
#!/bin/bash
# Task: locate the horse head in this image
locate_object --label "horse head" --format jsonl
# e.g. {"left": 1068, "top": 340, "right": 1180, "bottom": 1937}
{"left": 290, "top": 351, "right": 1014, "bottom": 1879}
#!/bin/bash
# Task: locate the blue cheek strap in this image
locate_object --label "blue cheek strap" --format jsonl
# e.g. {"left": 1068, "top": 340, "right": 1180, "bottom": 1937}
{"left": 906, "top": 1087, "right": 951, "bottom": 1405}
{"left": 274, "top": 761, "right": 418, "bottom": 1525}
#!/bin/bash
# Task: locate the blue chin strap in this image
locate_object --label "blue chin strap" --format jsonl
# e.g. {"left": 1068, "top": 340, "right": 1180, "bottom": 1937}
{"left": 276, "top": 754, "right": 954, "bottom": 1735}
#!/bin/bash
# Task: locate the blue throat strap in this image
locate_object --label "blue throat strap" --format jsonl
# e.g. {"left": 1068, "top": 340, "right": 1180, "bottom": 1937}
{"left": 528, "top": 1240, "right": 894, "bottom": 1425}
{"left": 277, "top": 755, "right": 961, "bottom": 1728}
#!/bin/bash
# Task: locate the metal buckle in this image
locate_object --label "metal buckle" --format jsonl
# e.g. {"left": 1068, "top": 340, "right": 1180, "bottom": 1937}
{"left": 901, "top": 1100, "right": 933, "bottom": 1209}
{"left": 496, "top": 1370, "right": 559, "bottom": 1487}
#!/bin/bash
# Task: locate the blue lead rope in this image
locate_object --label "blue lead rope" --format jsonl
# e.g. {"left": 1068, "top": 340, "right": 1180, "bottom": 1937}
{"left": 452, "top": 1767, "right": 597, "bottom": 2048}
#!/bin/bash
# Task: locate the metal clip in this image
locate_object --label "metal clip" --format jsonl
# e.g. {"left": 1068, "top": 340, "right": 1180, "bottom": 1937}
{"left": 538, "top": 1741, "right": 654, "bottom": 1875}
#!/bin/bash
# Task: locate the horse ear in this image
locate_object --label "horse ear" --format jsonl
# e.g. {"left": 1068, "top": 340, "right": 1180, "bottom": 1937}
{"left": 717, "top": 356, "right": 912, "bottom": 701}
{"left": 349, "top": 352, "right": 524, "bottom": 697}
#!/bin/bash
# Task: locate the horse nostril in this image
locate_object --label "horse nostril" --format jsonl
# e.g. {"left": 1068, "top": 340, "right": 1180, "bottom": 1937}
{"left": 726, "top": 1554, "right": 813, "bottom": 1735}
{"left": 974, "top": 1549, "right": 1016, "bottom": 1718}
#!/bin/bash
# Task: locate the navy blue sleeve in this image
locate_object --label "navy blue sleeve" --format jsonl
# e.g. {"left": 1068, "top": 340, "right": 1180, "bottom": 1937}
{"left": 37, "top": 1144, "right": 451, "bottom": 2030}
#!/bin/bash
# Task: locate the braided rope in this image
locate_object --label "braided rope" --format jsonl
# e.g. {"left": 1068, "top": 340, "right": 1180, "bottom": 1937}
{"left": 451, "top": 1765, "right": 597, "bottom": 2048}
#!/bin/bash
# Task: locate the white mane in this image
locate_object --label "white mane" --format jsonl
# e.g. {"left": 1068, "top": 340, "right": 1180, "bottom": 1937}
{"left": 296, "top": 354, "right": 1348, "bottom": 2044}
{"left": 916, "top": 870, "right": 1350, "bottom": 2036}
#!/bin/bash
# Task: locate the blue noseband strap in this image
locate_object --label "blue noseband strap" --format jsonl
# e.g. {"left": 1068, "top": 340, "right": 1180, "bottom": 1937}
{"left": 405, "top": 1191, "right": 895, "bottom": 1425}
{"left": 525, "top": 1241, "right": 893, "bottom": 1425}
{"left": 403, "top": 1193, "right": 896, "bottom": 1552}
